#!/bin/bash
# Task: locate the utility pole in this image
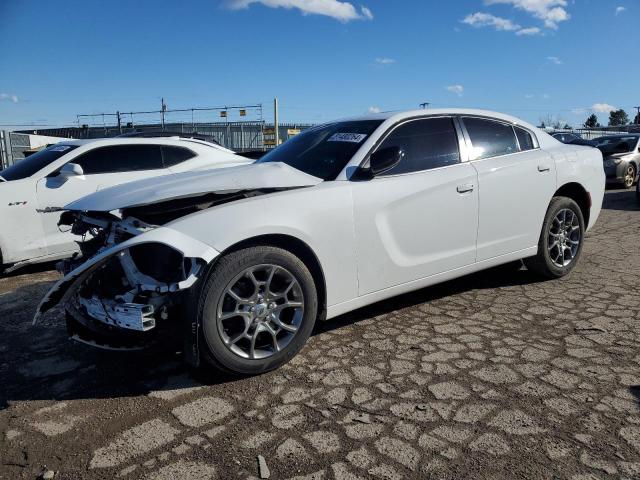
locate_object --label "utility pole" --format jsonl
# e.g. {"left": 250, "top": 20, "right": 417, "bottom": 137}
{"left": 634, "top": 106, "right": 640, "bottom": 125}
{"left": 274, "top": 97, "right": 280, "bottom": 147}
{"left": 161, "top": 98, "right": 167, "bottom": 131}
{"left": 419, "top": 102, "right": 430, "bottom": 109}
{"left": 116, "top": 111, "right": 122, "bottom": 134}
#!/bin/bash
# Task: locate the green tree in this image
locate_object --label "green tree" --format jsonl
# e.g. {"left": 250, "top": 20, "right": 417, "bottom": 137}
{"left": 584, "top": 114, "right": 598, "bottom": 128}
{"left": 608, "top": 109, "right": 629, "bottom": 126}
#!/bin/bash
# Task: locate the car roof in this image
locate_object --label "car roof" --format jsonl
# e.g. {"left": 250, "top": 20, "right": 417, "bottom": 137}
{"left": 53, "top": 137, "right": 234, "bottom": 153}
{"left": 342, "top": 108, "right": 539, "bottom": 130}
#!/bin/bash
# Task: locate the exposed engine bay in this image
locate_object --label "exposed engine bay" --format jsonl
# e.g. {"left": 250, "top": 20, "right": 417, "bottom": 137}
{"left": 55, "top": 210, "right": 204, "bottom": 351}
{"left": 43, "top": 188, "right": 284, "bottom": 354}
{"left": 33, "top": 161, "right": 324, "bottom": 364}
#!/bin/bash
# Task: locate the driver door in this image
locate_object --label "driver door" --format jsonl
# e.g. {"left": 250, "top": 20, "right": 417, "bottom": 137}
{"left": 351, "top": 117, "right": 479, "bottom": 295}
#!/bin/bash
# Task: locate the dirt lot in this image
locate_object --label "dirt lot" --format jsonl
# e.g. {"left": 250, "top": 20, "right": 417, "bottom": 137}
{"left": 1, "top": 189, "right": 639, "bottom": 480}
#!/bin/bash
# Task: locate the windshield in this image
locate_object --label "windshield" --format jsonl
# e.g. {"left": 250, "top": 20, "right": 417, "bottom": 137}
{"left": 594, "top": 136, "right": 639, "bottom": 153}
{"left": 0, "top": 144, "right": 79, "bottom": 181}
{"left": 257, "top": 120, "right": 383, "bottom": 180}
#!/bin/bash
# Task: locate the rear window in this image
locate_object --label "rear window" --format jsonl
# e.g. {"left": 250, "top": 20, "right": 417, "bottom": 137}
{"left": 0, "top": 144, "right": 79, "bottom": 181}
{"left": 595, "top": 136, "right": 639, "bottom": 153}
{"left": 162, "top": 146, "right": 196, "bottom": 167}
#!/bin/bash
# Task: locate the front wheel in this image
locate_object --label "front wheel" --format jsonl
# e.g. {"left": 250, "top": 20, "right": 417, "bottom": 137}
{"left": 624, "top": 164, "right": 636, "bottom": 189}
{"left": 524, "top": 197, "right": 585, "bottom": 279}
{"left": 196, "top": 246, "right": 318, "bottom": 375}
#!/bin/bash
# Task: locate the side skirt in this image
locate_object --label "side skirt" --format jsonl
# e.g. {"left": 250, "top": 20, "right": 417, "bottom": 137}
{"left": 326, "top": 246, "right": 537, "bottom": 320}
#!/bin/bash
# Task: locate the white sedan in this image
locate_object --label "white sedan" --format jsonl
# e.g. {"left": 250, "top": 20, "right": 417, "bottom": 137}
{"left": 35, "top": 109, "right": 605, "bottom": 375}
{"left": 0, "top": 137, "right": 250, "bottom": 271}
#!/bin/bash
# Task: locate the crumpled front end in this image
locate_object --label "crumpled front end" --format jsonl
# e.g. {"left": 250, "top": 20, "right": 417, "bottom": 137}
{"left": 34, "top": 211, "right": 218, "bottom": 354}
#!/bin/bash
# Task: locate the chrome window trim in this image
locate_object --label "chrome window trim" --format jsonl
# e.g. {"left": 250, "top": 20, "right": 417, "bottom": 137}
{"left": 369, "top": 159, "right": 470, "bottom": 179}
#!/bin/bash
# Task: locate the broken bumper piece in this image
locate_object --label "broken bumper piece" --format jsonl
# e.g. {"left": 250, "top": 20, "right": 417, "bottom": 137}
{"left": 78, "top": 296, "right": 156, "bottom": 332}
{"left": 33, "top": 226, "right": 219, "bottom": 325}
{"left": 65, "top": 299, "right": 153, "bottom": 351}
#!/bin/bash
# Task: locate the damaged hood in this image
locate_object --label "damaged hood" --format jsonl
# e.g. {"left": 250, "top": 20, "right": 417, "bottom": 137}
{"left": 65, "top": 162, "right": 323, "bottom": 212}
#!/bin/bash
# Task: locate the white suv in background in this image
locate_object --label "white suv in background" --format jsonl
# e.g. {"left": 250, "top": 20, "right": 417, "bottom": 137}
{"left": 0, "top": 137, "right": 250, "bottom": 271}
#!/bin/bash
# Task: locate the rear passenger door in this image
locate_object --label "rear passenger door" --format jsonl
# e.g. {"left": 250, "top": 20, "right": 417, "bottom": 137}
{"left": 461, "top": 117, "right": 557, "bottom": 261}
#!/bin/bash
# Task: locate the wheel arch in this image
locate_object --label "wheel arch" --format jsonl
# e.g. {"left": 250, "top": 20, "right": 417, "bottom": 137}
{"left": 554, "top": 182, "right": 591, "bottom": 227}
{"left": 218, "top": 234, "right": 328, "bottom": 321}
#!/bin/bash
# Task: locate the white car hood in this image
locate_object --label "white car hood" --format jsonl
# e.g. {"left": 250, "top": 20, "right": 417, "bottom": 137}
{"left": 65, "top": 162, "right": 323, "bottom": 212}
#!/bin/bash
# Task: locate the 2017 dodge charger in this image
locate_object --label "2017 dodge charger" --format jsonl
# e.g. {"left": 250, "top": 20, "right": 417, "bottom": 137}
{"left": 34, "top": 109, "right": 605, "bottom": 375}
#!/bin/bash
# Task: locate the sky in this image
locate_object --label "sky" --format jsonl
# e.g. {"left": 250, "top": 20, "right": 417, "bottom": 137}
{"left": 0, "top": 0, "right": 638, "bottom": 129}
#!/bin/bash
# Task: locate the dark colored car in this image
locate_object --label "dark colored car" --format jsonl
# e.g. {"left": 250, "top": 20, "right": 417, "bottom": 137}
{"left": 551, "top": 132, "right": 597, "bottom": 147}
{"left": 594, "top": 134, "right": 640, "bottom": 189}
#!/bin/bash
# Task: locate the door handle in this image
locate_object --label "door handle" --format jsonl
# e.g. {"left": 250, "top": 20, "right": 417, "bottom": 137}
{"left": 537, "top": 165, "right": 551, "bottom": 172}
{"left": 456, "top": 184, "right": 474, "bottom": 193}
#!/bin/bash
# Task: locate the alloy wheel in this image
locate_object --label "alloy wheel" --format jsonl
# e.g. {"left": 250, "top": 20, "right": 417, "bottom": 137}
{"left": 216, "top": 264, "right": 304, "bottom": 359}
{"left": 624, "top": 165, "right": 635, "bottom": 188}
{"left": 547, "top": 208, "right": 581, "bottom": 268}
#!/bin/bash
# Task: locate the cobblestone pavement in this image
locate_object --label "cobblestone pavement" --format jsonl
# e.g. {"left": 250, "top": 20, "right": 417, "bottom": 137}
{"left": 1, "top": 189, "right": 639, "bottom": 480}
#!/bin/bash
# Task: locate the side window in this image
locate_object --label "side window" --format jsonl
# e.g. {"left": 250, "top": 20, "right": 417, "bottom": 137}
{"left": 515, "top": 126, "right": 535, "bottom": 151}
{"left": 463, "top": 117, "right": 518, "bottom": 160}
{"left": 73, "top": 145, "right": 163, "bottom": 174}
{"left": 375, "top": 117, "right": 460, "bottom": 176}
{"left": 162, "top": 146, "right": 196, "bottom": 167}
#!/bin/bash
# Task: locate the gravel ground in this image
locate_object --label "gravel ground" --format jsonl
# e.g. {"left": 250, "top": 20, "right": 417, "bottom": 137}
{"left": 1, "top": 188, "right": 639, "bottom": 480}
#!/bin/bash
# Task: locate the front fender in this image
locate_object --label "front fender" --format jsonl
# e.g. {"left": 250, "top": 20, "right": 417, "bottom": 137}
{"left": 165, "top": 182, "right": 359, "bottom": 308}
{"left": 33, "top": 226, "right": 219, "bottom": 323}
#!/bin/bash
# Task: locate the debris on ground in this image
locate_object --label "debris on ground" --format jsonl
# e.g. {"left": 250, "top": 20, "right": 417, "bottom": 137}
{"left": 257, "top": 455, "right": 270, "bottom": 479}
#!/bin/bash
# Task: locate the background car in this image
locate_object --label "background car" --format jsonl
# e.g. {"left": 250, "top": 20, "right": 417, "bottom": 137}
{"left": 551, "top": 132, "right": 597, "bottom": 147}
{"left": 0, "top": 137, "right": 250, "bottom": 271}
{"left": 594, "top": 134, "right": 640, "bottom": 189}
{"left": 36, "top": 108, "right": 605, "bottom": 375}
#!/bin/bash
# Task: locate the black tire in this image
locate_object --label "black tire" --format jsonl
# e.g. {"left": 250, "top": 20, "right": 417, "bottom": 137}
{"left": 524, "top": 196, "right": 585, "bottom": 279}
{"left": 636, "top": 180, "right": 640, "bottom": 204}
{"left": 196, "top": 246, "right": 317, "bottom": 375}
{"left": 624, "top": 163, "right": 636, "bottom": 189}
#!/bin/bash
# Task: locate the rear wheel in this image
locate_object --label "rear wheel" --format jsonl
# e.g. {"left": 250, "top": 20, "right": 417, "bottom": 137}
{"left": 624, "top": 164, "right": 636, "bottom": 189}
{"left": 197, "top": 246, "right": 317, "bottom": 375}
{"left": 524, "top": 197, "right": 585, "bottom": 278}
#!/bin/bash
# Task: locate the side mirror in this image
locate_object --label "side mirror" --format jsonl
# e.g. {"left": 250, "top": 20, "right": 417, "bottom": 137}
{"left": 369, "top": 146, "right": 404, "bottom": 176}
{"left": 59, "top": 163, "right": 84, "bottom": 179}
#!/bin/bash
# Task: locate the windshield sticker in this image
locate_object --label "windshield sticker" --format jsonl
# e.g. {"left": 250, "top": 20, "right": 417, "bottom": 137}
{"left": 328, "top": 133, "right": 368, "bottom": 143}
{"left": 50, "top": 145, "right": 72, "bottom": 152}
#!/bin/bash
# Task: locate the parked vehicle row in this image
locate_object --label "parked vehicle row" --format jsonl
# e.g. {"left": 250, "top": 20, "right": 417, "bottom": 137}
{"left": 0, "top": 138, "right": 251, "bottom": 270}
{"left": 551, "top": 132, "right": 597, "bottom": 147}
{"left": 593, "top": 134, "right": 640, "bottom": 189}
{"left": 33, "top": 109, "right": 605, "bottom": 375}
{"left": 551, "top": 131, "right": 639, "bottom": 189}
